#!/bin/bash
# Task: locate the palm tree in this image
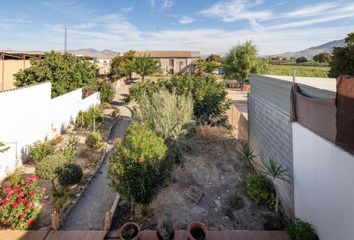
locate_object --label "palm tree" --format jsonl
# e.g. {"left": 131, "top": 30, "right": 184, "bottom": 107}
{"left": 133, "top": 55, "right": 160, "bottom": 82}
{"left": 262, "top": 158, "right": 289, "bottom": 213}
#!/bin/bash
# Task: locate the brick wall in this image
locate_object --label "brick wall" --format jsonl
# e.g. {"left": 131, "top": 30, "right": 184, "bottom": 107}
{"left": 248, "top": 93, "right": 294, "bottom": 216}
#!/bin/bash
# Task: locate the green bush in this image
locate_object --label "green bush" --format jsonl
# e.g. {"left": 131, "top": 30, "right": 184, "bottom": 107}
{"left": 58, "top": 164, "right": 83, "bottom": 187}
{"left": 85, "top": 132, "right": 103, "bottom": 149}
{"left": 76, "top": 105, "right": 104, "bottom": 130}
{"left": 61, "top": 137, "right": 78, "bottom": 161}
{"left": 97, "top": 81, "right": 115, "bottom": 103}
{"left": 35, "top": 151, "right": 72, "bottom": 191}
{"left": 287, "top": 219, "right": 319, "bottom": 240}
{"left": 14, "top": 51, "right": 97, "bottom": 97}
{"left": 246, "top": 172, "right": 275, "bottom": 209}
{"left": 108, "top": 123, "right": 168, "bottom": 205}
{"left": 129, "top": 75, "right": 231, "bottom": 125}
{"left": 28, "top": 140, "right": 55, "bottom": 163}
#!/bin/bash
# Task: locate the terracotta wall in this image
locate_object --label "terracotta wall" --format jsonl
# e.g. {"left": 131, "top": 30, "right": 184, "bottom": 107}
{"left": 0, "top": 59, "right": 31, "bottom": 91}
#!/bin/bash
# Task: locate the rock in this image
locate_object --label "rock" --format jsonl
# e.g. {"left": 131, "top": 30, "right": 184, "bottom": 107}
{"left": 214, "top": 199, "right": 222, "bottom": 208}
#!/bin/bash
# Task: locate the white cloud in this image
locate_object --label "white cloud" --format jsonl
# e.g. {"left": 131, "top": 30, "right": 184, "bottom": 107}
{"left": 179, "top": 16, "right": 195, "bottom": 24}
{"left": 149, "top": 0, "right": 173, "bottom": 10}
{"left": 201, "top": 0, "right": 272, "bottom": 23}
{"left": 161, "top": 0, "right": 173, "bottom": 10}
{"left": 283, "top": 2, "right": 339, "bottom": 18}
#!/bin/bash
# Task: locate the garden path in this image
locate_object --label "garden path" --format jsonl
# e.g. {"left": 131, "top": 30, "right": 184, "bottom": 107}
{"left": 62, "top": 82, "right": 132, "bottom": 230}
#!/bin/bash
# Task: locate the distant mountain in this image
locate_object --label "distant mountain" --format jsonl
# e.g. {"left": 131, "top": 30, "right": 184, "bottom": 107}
{"left": 274, "top": 39, "right": 346, "bottom": 59}
{"left": 69, "top": 49, "right": 118, "bottom": 59}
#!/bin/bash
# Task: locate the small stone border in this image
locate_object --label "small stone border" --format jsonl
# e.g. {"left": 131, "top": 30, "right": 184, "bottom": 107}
{"left": 59, "top": 116, "right": 120, "bottom": 229}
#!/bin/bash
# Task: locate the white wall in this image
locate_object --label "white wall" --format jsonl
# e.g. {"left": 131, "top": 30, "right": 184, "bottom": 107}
{"left": 0, "top": 82, "right": 100, "bottom": 179}
{"left": 293, "top": 123, "right": 354, "bottom": 240}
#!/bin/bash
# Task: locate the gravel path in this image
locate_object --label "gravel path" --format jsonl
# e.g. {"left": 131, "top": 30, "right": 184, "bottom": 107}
{"left": 62, "top": 83, "right": 132, "bottom": 230}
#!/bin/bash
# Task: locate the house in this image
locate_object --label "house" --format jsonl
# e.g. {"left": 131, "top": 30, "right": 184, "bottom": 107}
{"left": 134, "top": 51, "right": 201, "bottom": 74}
{"left": 0, "top": 51, "right": 45, "bottom": 91}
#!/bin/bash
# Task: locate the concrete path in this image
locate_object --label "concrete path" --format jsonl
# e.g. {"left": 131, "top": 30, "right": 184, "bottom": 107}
{"left": 62, "top": 83, "right": 132, "bottom": 230}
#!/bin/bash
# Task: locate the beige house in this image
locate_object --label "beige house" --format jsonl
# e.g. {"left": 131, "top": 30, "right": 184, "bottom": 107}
{"left": 0, "top": 51, "right": 44, "bottom": 91}
{"left": 135, "top": 51, "right": 201, "bottom": 75}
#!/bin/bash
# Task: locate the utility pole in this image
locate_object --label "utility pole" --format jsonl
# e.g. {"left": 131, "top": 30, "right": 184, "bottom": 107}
{"left": 64, "top": 26, "right": 67, "bottom": 53}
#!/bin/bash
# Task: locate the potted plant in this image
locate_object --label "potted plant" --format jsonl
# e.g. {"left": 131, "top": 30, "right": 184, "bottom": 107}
{"left": 188, "top": 222, "right": 207, "bottom": 240}
{"left": 120, "top": 222, "right": 140, "bottom": 240}
{"left": 157, "top": 215, "right": 175, "bottom": 240}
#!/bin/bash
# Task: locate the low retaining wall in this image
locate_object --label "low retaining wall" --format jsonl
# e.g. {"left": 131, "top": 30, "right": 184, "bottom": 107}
{"left": 227, "top": 104, "right": 248, "bottom": 142}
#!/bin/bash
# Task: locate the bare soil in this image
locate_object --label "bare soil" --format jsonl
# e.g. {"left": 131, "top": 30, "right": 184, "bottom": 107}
{"left": 113, "top": 126, "right": 278, "bottom": 231}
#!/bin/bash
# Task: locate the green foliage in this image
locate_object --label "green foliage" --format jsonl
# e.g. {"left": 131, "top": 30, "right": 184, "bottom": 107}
{"left": 206, "top": 54, "right": 223, "bottom": 63}
{"left": 157, "top": 215, "right": 174, "bottom": 240}
{"left": 265, "top": 64, "right": 329, "bottom": 77}
{"left": 224, "top": 41, "right": 262, "bottom": 82}
{"left": 76, "top": 105, "right": 104, "bottom": 130}
{"left": 329, "top": 32, "right": 354, "bottom": 77}
{"left": 262, "top": 158, "right": 289, "bottom": 182}
{"left": 35, "top": 151, "right": 72, "bottom": 191}
{"left": 246, "top": 173, "right": 275, "bottom": 209}
{"left": 313, "top": 52, "right": 331, "bottom": 63}
{"left": 14, "top": 51, "right": 97, "bottom": 97}
{"left": 61, "top": 137, "right": 78, "bottom": 162}
{"left": 28, "top": 140, "right": 55, "bottom": 163}
{"left": 194, "top": 59, "right": 222, "bottom": 74}
{"left": 0, "top": 141, "right": 9, "bottom": 153}
{"left": 110, "top": 50, "right": 136, "bottom": 80}
{"left": 0, "top": 175, "right": 44, "bottom": 229}
{"left": 97, "top": 81, "right": 115, "bottom": 103}
{"left": 85, "top": 132, "right": 104, "bottom": 149}
{"left": 108, "top": 123, "right": 168, "bottom": 205}
{"left": 136, "top": 89, "right": 195, "bottom": 141}
{"left": 129, "top": 75, "right": 231, "bottom": 124}
{"left": 237, "top": 143, "right": 256, "bottom": 167}
{"left": 287, "top": 219, "right": 319, "bottom": 240}
{"left": 132, "top": 55, "right": 160, "bottom": 81}
{"left": 296, "top": 56, "right": 308, "bottom": 64}
{"left": 58, "top": 164, "right": 83, "bottom": 187}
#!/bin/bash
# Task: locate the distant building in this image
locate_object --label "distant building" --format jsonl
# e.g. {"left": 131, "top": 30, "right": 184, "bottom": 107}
{"left": 0, "top": 51, "right": 44, "bottom": 91}
{"left": 135, "top": 51, "right": 201, "bottom": 75}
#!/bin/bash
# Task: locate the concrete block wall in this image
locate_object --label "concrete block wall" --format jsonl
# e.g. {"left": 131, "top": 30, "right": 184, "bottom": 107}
{"left": 248, "top": 93, "right": 294, "bottom": 216}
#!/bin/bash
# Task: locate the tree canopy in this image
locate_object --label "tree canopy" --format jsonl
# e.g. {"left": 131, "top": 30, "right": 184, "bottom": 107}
{"left": 224, "top": 41, "right": 265, "bottom": 82}
{"left": 313, "top": 52, "right": 331, "bottom": 63}
{"left": 329, "top": 32, "right": 354, "bottom": 77}
{"left": 109, "top": 50, "right": 135, "bottom": 80}
{"left": 296, "top": 56, "right": 308, "bottom": 63}
{"left": 14, "top": 51, "right": 97, "bottom": 97}
{"left": 132, "top": 55, "right": 160, "bottom": 81}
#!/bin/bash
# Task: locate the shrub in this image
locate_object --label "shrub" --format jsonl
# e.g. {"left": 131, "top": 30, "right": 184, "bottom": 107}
{"left": 108, "top": 123, "right": 168, "bottom": 205}
{"left": 14, "top": 51, "right": 97, "bottom": 97}
{"left": 61, "top": 137, "right": 78, "bottom": 161}
{"left": 97, "top": 81, "right": 115, "bottom": 103}
{"left": 85, "top": 132, "right": 103, "bottom": 149}
{"left": 246, "top": 172, "right": 275, "bottom": 209}
{"left": 237, "top": 143, "right": 256, "bottom": 167}
{"left": 0, "top": 175, "right": 44, "bottom": 229}
{"left": 58, "top": 164, "right": 83, "bottom": 187}
{"left": 287, "top": 219, "right": 319, "bottom": 240}
{"left": 129, "top": 75, "right": 231, "bottom": 125}
{"left": 157, "top": 215, "right": 174, "bottom": 240}
{"left": 76, "top": 106, "right": 104, "bottom": 130}
{"left": 136, "top": 89, "right": 195, "bottom": 141}
{"left": 28, "top": 140, "right": 55, "bottom": 163}
{"left": 35, "top": 152, "right": 72, "bottom": 191}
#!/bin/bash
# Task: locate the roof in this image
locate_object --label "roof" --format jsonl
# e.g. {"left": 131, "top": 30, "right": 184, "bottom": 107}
{"left": 135, "top": 51, "right": 201, "bottom": 58}
{"left": 263, "top": 75, "right": 336, "bottom": 92}
{"left": 0, "top": 50, "right": 45, "bottom": 59}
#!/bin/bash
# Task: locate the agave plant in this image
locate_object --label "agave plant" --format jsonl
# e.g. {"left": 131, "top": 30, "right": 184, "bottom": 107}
{"left": 262, "top": 158, "right": 289, "bottom": 213}
{"left": 157, "top": 215, "right": 174, "bottom": 240}
{"left": 237, "top": 142, "right": 256, "bottom": 168}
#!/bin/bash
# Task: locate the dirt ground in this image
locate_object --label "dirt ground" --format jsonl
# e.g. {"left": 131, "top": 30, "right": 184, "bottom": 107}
{"left": 114, "top": 126, "right": 278, "bottom": 231}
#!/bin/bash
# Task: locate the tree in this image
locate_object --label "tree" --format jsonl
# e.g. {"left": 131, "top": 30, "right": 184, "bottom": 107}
{"left": 206, "top": 54, "right": 223, "bottom": 63}
{"left": 313, "top": 53, "right": 331, "bottom": 63}
{"left": 14, "top": 51, "right": 97, "bottom": 97}
{"left": 329, "top": 32, "right": 354, "bottom": 77}
{"left": 262, "top": 158, "right": 289, "bottom": 214}
{"left": 296, "top": 56, "right": 308, "bottom": 64}
{"left": 110, "top": 50, "right": 136, "bottom": 80}
{"left": 224, "top": 41, "right": 261, "bottom": 87}
{"left": 132, "top": 55, "right": 160, "bottom": 82}
{"left": 108, "top": 123, "right": 168, "bottom": 206}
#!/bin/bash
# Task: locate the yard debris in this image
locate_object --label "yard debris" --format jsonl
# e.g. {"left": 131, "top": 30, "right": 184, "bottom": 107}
{"left": 186, "top": 185, "right": 204, "bottom": 204}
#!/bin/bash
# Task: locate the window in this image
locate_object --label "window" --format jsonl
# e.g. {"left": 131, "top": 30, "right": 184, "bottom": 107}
{"left": 169, "top": 58, "right": 174, "bottom": 66}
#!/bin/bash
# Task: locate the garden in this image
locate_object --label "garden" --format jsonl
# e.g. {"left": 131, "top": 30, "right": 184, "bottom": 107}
{"left": 107, "top": 74, "right": 318, "bottom": 240}
{"left": 0, "top": 81, "right": 118, "bottom": 230}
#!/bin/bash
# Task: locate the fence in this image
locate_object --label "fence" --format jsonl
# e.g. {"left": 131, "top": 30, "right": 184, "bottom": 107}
{"left": 0, "top": 82, "right": 100, "bottom": 180}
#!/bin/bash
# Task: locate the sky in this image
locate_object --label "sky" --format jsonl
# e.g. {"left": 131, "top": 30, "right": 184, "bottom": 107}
{"left": 0, "top": 0, "right": 353, "bottom": 55}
